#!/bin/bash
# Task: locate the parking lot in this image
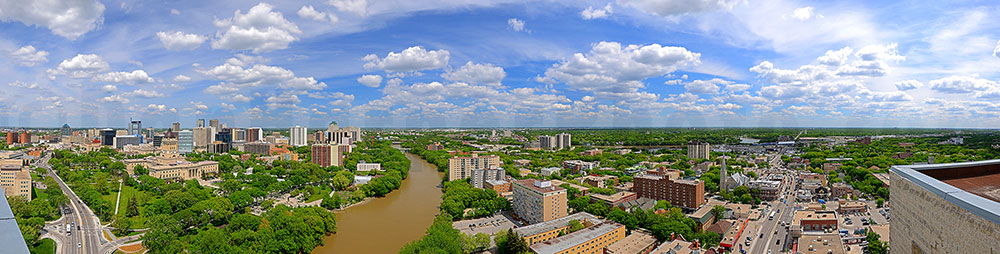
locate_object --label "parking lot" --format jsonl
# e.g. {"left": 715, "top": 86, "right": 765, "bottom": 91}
{"left": 452, "top": 212, "right": 518, "bottom": 237}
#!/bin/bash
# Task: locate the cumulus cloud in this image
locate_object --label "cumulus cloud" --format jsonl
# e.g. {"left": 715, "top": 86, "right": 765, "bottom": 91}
{"left": 173, "top": 75, "right": 191, "bottom": 82}
{"left": 93, "top": 70, "right": 154, "bottom": 85}
{"left": 156, "top": 31, "right": 208, "bottom": 50}
{"left": 995, "top": 40, "right": 1000, "bottom": 58}
{"left": 212, "top": 3, "right": 302, "bottom": 53}
{"left": 619, "top": 0, "right": 739, "bottom": 16}
{"left": 200, "top": 62, "right": 327, "bottom": 93}
{"left": 790, "top": 6, "right": 817, "bottom": 21}
{"left": 581, "top": 4, "right": 613, "bottom": 20}
{"left": 507, "top": 18, "right": 525, "bottom": 32}
{"left": 928, "top": 76, "right": 995, "bottom": 94}
{"left": 684, "top": 79, "right": 728, "bottom": 94}
{"left": 541, "top": 41, "right": 699, "bottom": 99}
{"left": 99, "top": 94, "right": 128, "bottom": 103}
{"left": 121, "top": 89, "right": 165, "bottom": 98}
{"left": 298, "top": 5, "right": 337, "bottom": 23}
{"left": 329, "top": 0, "right": 367, "bottom": 16}
{"left": 228, "top": 94, "right": 253, "bottom": 102}
{"left": 357, "top": 74, "right": 382, "bottom": 87}
{"left": 47, "top": 54, "right": 110, "bottom": 78}
{"left": 363, "top": 46, "right": 450, "bottom": 73}
{"left": 8, "top": 45, "right": 48, "bottom": 66}
{"left": 894, "top": 80, "right": 922, "bottom": 91}
{"left": 0, "top": 0, "right": 105, "bottom": 39}
{"left": 101, "top": 84, "right": 117, "bottom": 92}
{"left": 817, "top": 47, "right": 852, "bottom": 66}
{"left": 442, "top": 62, "right": 506, "bottom": 86}
{"left": 7, "top": 81, "right": 38, "bottom": 89}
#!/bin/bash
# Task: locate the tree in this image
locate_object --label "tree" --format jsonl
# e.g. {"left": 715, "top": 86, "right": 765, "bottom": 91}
{"left": 133, "top": 164, "right": 149, "bottom": 175}
{"left": 568, "top": 219, "right": 584, "bottom": 233}
{"left": 321, "top": 195, "right": 341, "bottom": 210}
{"left": 876, "top": 198, "right": 884, "bottom": 208}
{"left": 112, "top": 215, "right": 132, "bottom": 235}
{"left": 712, "top": 205, "right": 726, "bottom": 223}
{"left": 496, "top": 229, "right": 530, "bottom": 254}
{"left": 126, "top": 196, "right": 140, "bottom": 217}
{"left": 866, "top": 231, "right": 888, "bottom": 254}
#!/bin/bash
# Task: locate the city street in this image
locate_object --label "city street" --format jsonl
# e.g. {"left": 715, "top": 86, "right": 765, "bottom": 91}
{"left": 37, "top": 154, "right": 104, "bottom": 254}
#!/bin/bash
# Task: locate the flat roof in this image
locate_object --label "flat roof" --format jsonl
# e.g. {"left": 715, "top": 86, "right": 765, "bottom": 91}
{"left": 513, "top": 179, "right": 566, "bottom": 194}
{"left": 650, "top": 239, "right": 698, "bottom": 254}
{"left": 530, "top": 221, "right": 624, "bottom": 254}
{"left": 796, "top": 234, "right": 845, "bottom": 254}
{"left": 590, "top": 191, "right": 635, "bottom": 202}
{"left": 0, "top": 189, "right": 30, "bottom": 254}
{"left": 514, "top": 212, "right": 601, "bottom": 237}
{"left": 604, "top": 231, "right": 656, "bottom": 254}
{"left": 691, "top": 199, "right": 727, "bottom": 219}
{"left": 892, "top": 160, "right": 1000, "bottom": 226}
{"left": 549, "top": 180, "right": 588, "bottom": 191}
{"left": 793, "top": 210, "right": 838, "bottom": 226}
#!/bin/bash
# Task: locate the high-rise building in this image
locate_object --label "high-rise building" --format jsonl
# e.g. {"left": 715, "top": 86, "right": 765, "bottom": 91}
{"left": 192, "top": 127, "right": 212, "bottom": 147}
{"left": 145, "top": 128, "right": 155, "bottom": 139}
{"left": 471, "top": 168, "right": 506, "bottom": 189}
{"left": 209, "top": 119, "right": 219, "bottom": 130}
{"left": 247, "top": 127, "right": 262, "bottom": 143}
{"left": 101, "top": 129, "right": 115, "bottom": 146}
{"left": 215, "top": 128, "right": 233, "bottom": 144}
{"left": 114, "top": 136, "right": 142, "bottom": 149}
{"left": 196, "top": 119, "right": 205, "bottom": 128}
{"left": 0, "top": 165, "right": 31, "bottom": 201}
{"left": 538, "top": 135, "right": 555, "bottom": 149}
{"left": 311, "top": 144, "right": 351, "bottom": 167}
{"left": 152, "top": 135, "right": 164, "bottom": 147}
{"left": 326, "top": 122, "right": 362, "bottom": 145}
{"left": 890, "top": 160, "right": 1000, "bottom": 252}
{"left": 231, "top": 128, "right": 246, "bottom": 142}
{"left": 448, "top": 154, "right": 502, "bottom": 181}
{"left": 19, "top": 132, "right": 29, "bottom": 145}
{"left": 512, "top": 179, "right": 567, "bottom": 225}
{"left": 171, "top": 122, "right": 181, "bottom": 132}
{"left": 555, "top": 133, "right": 571, "bottom": 150}
{"left": 633, "top": 169, "right": 705, "bottom": 210}
{"left": 290, "top": 126, "right": 307, "bottom": 146}
{"left": 244, "top": 142, "right": 273, "bottom": 155}
{"left": 5, "top": 132, "right": 16, "bottom": 145}
{"left": 129, "top": 119, "right": 142, "bottom": 135}
{"left": 687, "top": 140, "right": 710, "bottom": 160}
{"left": 60, "top": 124, "right": 71, "bottom": 136}
{"left": 177, "top": 130, "right": 193, "bottom": 154}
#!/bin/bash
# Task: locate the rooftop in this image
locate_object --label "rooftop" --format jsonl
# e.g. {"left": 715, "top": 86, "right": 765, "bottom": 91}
{"left": 793, "top": 210, "right": 837, "bottom": 226}
{"left": 514, "top": 179, "right": 566, "bottom": 194}
{"left": 529, "top": 221, "right": 624, "bottom": 254}
{"left": 590, "top": 191, "right": 636, "bottom": 203}
{"left": 891, "top": 160, "right": 1000, "bottom": 225}
{"left": 514, "top": 212, "right": 600, "bottom": 237}
{"left": 0, "top": 189, "right": 30, "bottom": 254}
{"left": 690, "top": 199, "right": 727, "bottom": 219}
{"left": 605, "top": 231, "right": 656, "bottom": 254}
{"left": 796, "top": 234, "right": 845, "bottom": 254}
{"left": 650, "top": 239, "right": 701, "bottom": 254}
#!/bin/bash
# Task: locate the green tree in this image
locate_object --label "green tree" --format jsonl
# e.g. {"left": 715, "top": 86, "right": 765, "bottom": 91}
{"left": 866, "top": 231, "right": 888, "bottom": 254}
{"left": 711, "top": 205, "right": 726, "bottom": 223}
{"left": 568, "top": 219, "right": 584, "bottom": 233}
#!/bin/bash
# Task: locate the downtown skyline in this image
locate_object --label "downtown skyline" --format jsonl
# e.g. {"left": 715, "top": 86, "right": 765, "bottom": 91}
{"left": 2, "top": 0, "right": 1000, "bottom": 129}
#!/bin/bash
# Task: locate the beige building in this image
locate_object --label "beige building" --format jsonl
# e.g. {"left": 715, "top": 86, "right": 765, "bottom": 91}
{"left": 513, "top": 179, "right": 568, "bottom": 225}
{"left": 159, "top": 138, "right": 178, "bottom": 153}
{"left": 447, "top": 154, "right": 501, "bottom": 181}
{"left": 123, "top": 154, "right": 219, "bottom": 181}
{"left": 515, "top": 212, "right": 601, "bottom": 245}
{"left": 686, "top": 140, "right": 710, "bottom": 160}
{"left": 797, "top": 234, "right": 845, "bottom": 254}
{"left": 0, "top": 165, "right": 31, "bottom": 201}
{"left": 529, "top": 221, "right": 625, "bottom": 254}
{"left": 890, "top": 160, "right": 1000, "bottom": 253}
{"left": 604, "top": 230, "right": 656, "bottom": 254}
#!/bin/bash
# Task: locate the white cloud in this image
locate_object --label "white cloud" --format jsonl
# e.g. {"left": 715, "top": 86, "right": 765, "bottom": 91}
{"left": 619, "top": 0, "right": 738, "bottom": 16}
{"left": 684, "top": 79, "right": 727, "bottom": 94}
{"left": 228, "top": 94, "right": 253, "bottom": 102}
{"left": 507, "top": 18, "right": 525, "bottom": 32}
{"left": 199, "top": 62, "right": 327, "bottom": 91}
{"left": 541, "top": 41, "right": 699, "bottom": 99}
{"left": 220, "top": 102, "right": 235, "bottom": 110}
{"left": 170, "top": 9, "right": 180, "bottom": 15}
{"left": 581, "top": 4, "right": 613, "bottom": 20}
{"left": 94, "top": 70, "right": 154, "bottom": 85}
{"left": 7, "top": 81, "right": 37, "bottom": 89}
{"left": 790, "top": 6, "right": 816, "bottom": 21}
{"left": 266, "top": 93, "right": 300, "bottom": 104}
{"left": 363, "top": 46, "right": 450, "bottom": 73}
{"left": 47, "top": 54, "right": 110, "bottom": 78}
{"left": 8, "top": 45, "right": 48, "bottom": 66}
{"left": 99, "top": 94, "right": 128, "bottom": 103}
{"left": 994, "top": 40, "right": 1000, "bottom": 58}
{"left": 212, "top": 3, "right": 302, "bottom": 53}
{"left": 156, "top": 31, "right": 208, "bottom": 51}
{"left": 357, "top": 74, "right": 382, "bottom": 87}
{"left": 442, "top": 62, "right": 506, "bottom": 86}
{"left": 928, "top": 76, "right": 995, "bottom": 94}
{"left": 121, "top": 89, "right": 165, "bottom": 98}
{"left": 101, "top": 84, "right": 117, "bottom": 92}
{"left": 816, "top": 46, "right": 852, "bottom": 66}
{"left": 329, "top": 0, "right": 367, "bottom": 16}
{"left": 173, "top": 75, "right": 191, "bottom": 82}
{"left": 298, "top": 5, "right": 338, "bottom": 23}
{"left": 725, "top": 83, "right": 751, "bottom": 92}
{"left": 894, "top": 80, "right": 922, "bottom": 91}
{"left": 0, "top": 0, "right": 105, "bottom": 39}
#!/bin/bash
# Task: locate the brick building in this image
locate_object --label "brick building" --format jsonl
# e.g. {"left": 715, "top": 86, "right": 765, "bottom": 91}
{"left": 633, "top": 170, "right": 705, "bottom": 210}
{"left": 512, "top": 179, "right": 568, "bottom": 225}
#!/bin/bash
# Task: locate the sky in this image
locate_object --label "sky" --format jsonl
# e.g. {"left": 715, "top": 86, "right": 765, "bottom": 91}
{"left": 1, "top": 0, "right": 1000, "bottom": 129}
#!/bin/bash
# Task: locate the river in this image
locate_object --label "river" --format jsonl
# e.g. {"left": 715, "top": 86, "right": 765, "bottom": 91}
{"left": 312, "top": 151, "right": 444, "bottom": 254}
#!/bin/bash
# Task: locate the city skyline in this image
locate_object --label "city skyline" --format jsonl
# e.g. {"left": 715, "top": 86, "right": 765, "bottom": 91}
{"left": 2, "top": 1, "right": 1000, "bottom": 128}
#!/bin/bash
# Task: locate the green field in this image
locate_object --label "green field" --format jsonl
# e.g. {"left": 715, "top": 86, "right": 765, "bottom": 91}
{"left": 30, "top": 238, "right": 55, "bottom": 254}
{"left": 101, "top": 185, "right": 148, "bottom": 229}
{"left": 304, "top": 186, "right": 333, "bottom": 202}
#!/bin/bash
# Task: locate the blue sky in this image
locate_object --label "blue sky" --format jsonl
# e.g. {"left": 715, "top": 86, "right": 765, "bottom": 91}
{"left": 1, "top": 0, "right": 1000, "bottom": 128}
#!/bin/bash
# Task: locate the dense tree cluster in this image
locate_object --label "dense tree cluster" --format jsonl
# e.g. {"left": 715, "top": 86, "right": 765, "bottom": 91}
{"left": 440, "top": 180, "right": 510, "bottom": 220}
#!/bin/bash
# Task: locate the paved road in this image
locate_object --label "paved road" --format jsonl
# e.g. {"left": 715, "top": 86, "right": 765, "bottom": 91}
{"left": 38, "top": 154, "right": 103, "bottom": 254}
{"left": 744, "top": 156, "right": 797, "bottom": 254}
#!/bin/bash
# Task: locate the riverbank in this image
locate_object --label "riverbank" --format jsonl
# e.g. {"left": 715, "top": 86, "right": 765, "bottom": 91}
{"left": 312, "top": 152, "right": 445, "bottom": 253}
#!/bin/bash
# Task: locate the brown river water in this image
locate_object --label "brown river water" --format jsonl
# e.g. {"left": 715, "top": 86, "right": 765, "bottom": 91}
{"left": 312, "top": 151, "right": 444, "bottom": 254}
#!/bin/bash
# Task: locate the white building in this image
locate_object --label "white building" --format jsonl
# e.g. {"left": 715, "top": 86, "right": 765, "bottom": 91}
{"left": 356, "top": 161, "right": 381, "bottom": 172}
{"left": 290, "top": 126, "right": 307, "bottom": 146}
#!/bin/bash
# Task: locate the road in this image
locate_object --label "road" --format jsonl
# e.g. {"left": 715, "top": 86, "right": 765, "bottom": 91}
{"left": 37, "top": 154, "right": 103, "bottom": 254}
{"left": 743, "top": 153, "right": 797, "bottom": 254}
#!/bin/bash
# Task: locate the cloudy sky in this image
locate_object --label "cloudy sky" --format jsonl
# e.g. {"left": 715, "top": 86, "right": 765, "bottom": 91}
{"left": 1, "top": 0, "right": 999, "bottom": 128}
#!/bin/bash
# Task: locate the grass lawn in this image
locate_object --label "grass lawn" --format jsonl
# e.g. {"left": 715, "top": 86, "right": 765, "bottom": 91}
{"left": 33, "top": 186, "right": 49, "bottom": 202}
{"left": 101, "top": 185, "right": 149, "bottom": 229}
{"left": 305, "top": 186, "right": 333, "bottom": 202}
{"left": 30, "top": 238, "right": 56, "bottom": 254}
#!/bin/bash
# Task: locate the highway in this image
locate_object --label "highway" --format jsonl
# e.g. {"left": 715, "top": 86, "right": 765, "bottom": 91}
{"left": 37, "top": 154, "right": 103, "bottom": 254}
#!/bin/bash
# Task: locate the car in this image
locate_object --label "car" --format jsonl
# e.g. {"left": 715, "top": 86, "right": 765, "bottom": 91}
{"left": 760, "top": 233, "right": 764, "bottom": 238}
{"left": 776, "top": 239, "right": 781, "bottom": 245}
{"left": 78, "top": 243, "right": 82, "bottom": 248}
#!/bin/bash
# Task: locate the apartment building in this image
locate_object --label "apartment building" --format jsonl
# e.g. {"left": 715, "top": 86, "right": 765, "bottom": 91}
{"left": 447, "top": 154, "right": 501, "bottom": 181}
{"left": 512, "top": 179, "right": 568, "bottom": 225}
{"left": 528, "top": 221, "right": 626, "bottom": 254}
{"left": 686, "top": 140, "right": 710, "bottom": 160}
{"left": 633, "top": 171, "right": 705, "bottom": 210}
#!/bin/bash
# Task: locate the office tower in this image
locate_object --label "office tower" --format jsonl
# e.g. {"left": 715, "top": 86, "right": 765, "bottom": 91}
{"left": 171, "top": 122, "right": 180, "bottom": 132}
{"left": 129, "top": 118, "right": 142, "bottom": 135}
{"left": 687, "top": 140, "right": 710, "bottom": 160}
{"left": 447, "top": 154, "right": 501, "bottom": 181}
{"left": 193, "top": 127, "right": 212, "bottom": 147}
{"left": 152, "top": 135, "right": 164, "bottom": 147}
{"left": 215, "top": 128, "right": 232, "bottom": 144}
{"left": 178, "top": 130, "right": 193, "bottom": 154}
{"left": 555, "top": 133, "right": 571, "bottom": 150}
{"left": 196, "top": 119, "right": 205, "bottom": 128}
{"left": 60, "top": 124, "right": 71, "bottom": 136}
{"left": 290, "top": 126, "right": 307, "bottom": 146}
{"left": 890, "top": 161, "right": 1000, "bottom": 252}
{"left": 145, "top": 127, "right": 156, "bottom": 139}
{"left": 232, "top": 128, "right": 246, "bottom": 142}
{"left": 538, "top": 135, "right": 555, "bottom": 149}
{"left": 209, "top": 119, "right": 219, "bottom": 130}
{"left": 101, "top": 129, "right": 115, "bottom": 146}
{"left": 247, "top": 127, "right": 262, "bottom": 143}
{"left": 326, "top": 122, "right": 362, "bottom": 145}
{"left": 114, "top": 136, "right": 141, "bottom": 148}
{"left": 312, "top": 144, "right": 351, "bottom": 167}
{"left": 512, "top": 179, "right": 567, "bottom": 224}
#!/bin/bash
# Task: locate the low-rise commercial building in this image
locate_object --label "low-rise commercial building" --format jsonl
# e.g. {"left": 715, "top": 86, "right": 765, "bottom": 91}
{"left": 604, "top": 230, "right": 656, "bottom": 254}
{"left": 835, "top": 200, "right": 866, "bottom": 214}
{"left": 791, "top": 210, "right": 838, "bottom": 238}
{"left": 484, "top": 180, "right": 511, "bottom": 194}
{"left": 796, "top": 234, "right": 845, "bottom": 254}
{"left": 529, "top": 221, "right": 626, "bottom": 254}
{"left": 748, "top": 179, "right": 781, "bottom": 201}
{"left": 515, "top": 212, "right": 601, "bottom": 245}
{"left": 512, "top": 179, "right": 568, "bottom": 225}
{"left": 588, "top": 191, "right": 637, "bottom": 209}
